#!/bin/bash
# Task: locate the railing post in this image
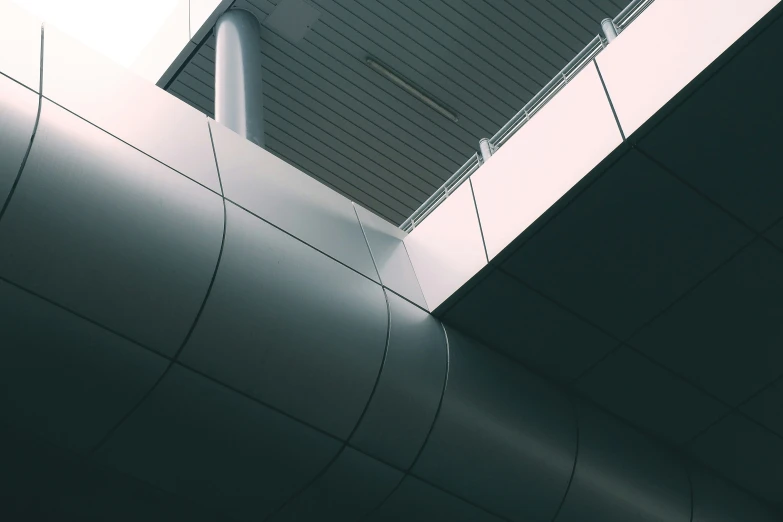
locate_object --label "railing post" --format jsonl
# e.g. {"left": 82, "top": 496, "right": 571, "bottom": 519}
{"left": 479, "top": 138, "right": 492, "bottom": 163}
{"left": 601, "top": 18, "right": 618, "bottom": 43}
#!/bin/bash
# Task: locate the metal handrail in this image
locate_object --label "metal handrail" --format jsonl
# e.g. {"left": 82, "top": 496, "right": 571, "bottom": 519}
{"left": 400, "top": 0, "right": 655, "bottom": 233}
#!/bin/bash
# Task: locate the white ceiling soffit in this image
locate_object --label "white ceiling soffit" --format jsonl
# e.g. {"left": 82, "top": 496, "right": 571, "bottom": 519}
{"left": 167, "top": 0, "right": 627, "bottom": 225}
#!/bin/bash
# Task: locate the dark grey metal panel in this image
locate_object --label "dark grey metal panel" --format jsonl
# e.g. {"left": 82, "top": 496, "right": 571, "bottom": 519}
{"left": 555, "top": 402, "right": 691, "bottom": 522}
{"left": 637, "top": 12, "right": 783, "bottom": 232}
{"left": 180, "top": 202, "right": 388, "bottom": 439}
{"left": 355, "top": 204, "right": 427, "bottom": 309}
{"left": 502, "top": 149, "right": 753, "bottom": 340}
{"left": 412, "top": 326, "right": 576, "bottom": 522}
{"left": 209, "top": 118, "right": 379, "bottom": 281}
{"left": 365, "top": 476, "right": 505, "bottom": 522}
{"left": 0, "top": 280, "right": 167, "bottom": 453}
{"left": 29, "top": 445, "right": 229, "bottom": 522}
{"left": 43, "top": 25, "right": 221, "bottom": 192}
{"left": 444, "top": 269, "right": 616, "bottom": 383}
{"left": 690, "top": 467, "right": 780, "bottom": 522}
{"left": 351, "top": 291, "right": 447, "bottom": 470}
{"left": 95, "top": 364, "right": 341, "bottom": 522}
{"left": 0, "top": 100, "right": 224, "bottom": 357}
{"left": 0, "top": 74, "right": 38, "bottom": 205}
{"left": 268, "top": 447, "right": 403, "bottom": 522}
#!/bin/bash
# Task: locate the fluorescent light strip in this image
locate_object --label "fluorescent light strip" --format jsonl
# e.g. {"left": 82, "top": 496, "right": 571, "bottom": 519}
{"left": 366, "top": 57, "right": 459, "bottom": 123}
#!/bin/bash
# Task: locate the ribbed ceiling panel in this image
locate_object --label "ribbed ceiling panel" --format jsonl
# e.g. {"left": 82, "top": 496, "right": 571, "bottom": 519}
{"left": 168, "top": 0, "right": 624, "bottom": 224}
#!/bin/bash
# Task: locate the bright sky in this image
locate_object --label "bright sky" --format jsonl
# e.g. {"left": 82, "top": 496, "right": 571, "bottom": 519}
{"left": 12, "top": 0, "right": 179, "bottom": 67}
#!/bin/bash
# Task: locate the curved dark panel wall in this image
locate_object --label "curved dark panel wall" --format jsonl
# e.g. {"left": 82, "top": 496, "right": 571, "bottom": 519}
{"left": 179, "top": 201, "right": 388, "bottom": 439}
{"left": 94, "top": 364, "right": 341, "bottom": 521}
{"left": 350, "top": 290, "right": 447, "bottom": 469}
{"left": 0, "top": 100, "right": 224, "bottom": 357}
{"left": 209, "top": 118, "right": 378, "bottom": 281}
{"left": 0, "top": 19, "right": 781, "bottom": 522}
{"left": 691, "top": 467, "right": 781, "bottom": 522}
{"left": 555, "top": 401, "right": 691, "bottom": 522}
{"left": 0, "top": 280, "right": 167, "bottom": 453}
{"left": 413, "top": 326, "right": 577, "bottom": 522}
{"left": 268, "top": 448, "right": 403, "bottom": 522}
{"left": 0, "top": 75, "right": 38, "bottom": 206}
{"left": 365, "top": 476, "right": 505, "bottom": 522}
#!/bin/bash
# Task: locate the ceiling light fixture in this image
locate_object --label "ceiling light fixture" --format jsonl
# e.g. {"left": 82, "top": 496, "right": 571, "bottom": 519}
{"left": 366, "top": 57, "right": 459, "bottom": 123}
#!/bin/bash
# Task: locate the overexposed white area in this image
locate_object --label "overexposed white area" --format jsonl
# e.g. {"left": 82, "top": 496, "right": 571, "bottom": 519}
{"left": 8, "top": 0, "right": 224, "bottom": 83}
{"left": 11, "top": 0, "right": 178, "bottom": 67}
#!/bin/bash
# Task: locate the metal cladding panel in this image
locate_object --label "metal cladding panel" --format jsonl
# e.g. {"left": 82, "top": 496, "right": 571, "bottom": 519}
{"left": 0, "top": 1, "right": 41, "bottom": 91}
{"left": 208, "top": 119, "right": 379, "bottom": 281}
{"left": 0, "top": 75, "right": 38, "bottom": 205}
{"left": 355, "top": 204, "right": 427, "bottom": 309}
{"left": 412, "top": 326, "right": 576, "bottom": 522}
{"left": 555, "top": 402, "right": 691, "bottom": 522}
{"left": 365, "top": 476, "right": 504, "bottom": 522}
{"left": 0, "top": 280, "right": 167, "bottom": 453}
{"left": 351, "top": 291, "right": 447, "bottom": 470}
{"left": 471, "top": 63, "right": 623, "bottom": 261}
{"left": 0, "top": 100, "right": 224, "bottom": 357}
{"left": 596, "top": 0, "right": 780, "bottom": 137}
{"left": 690, "top": 467, "right": 780, "bottom": 522}
{"left": 95, "top": 364, "right": 341, "bottom": 522}
{"left": 404, "top": 182, "right": 487, "bottom": 311}
{"left": 180, "top": 202, "right": 388, "bottom": 439}
{"left": 268, "top": 447, "right": 403, "bottom": 522}
{"left": 41, "top": 26, "right": 221, "bottom": 192}
{"left": 638, "top": 12, "right": 783, "bottom": 233}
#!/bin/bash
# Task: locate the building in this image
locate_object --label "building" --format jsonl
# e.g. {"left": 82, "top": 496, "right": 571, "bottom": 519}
{"left": 1, "top": 0, "right": 782, "bottom": 520}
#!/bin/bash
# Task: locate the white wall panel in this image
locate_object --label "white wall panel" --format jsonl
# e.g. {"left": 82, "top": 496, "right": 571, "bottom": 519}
{"left": 404, "top": 182, "right": 486, "bottom": 311}
{"left": 597, "top": 0, "right": 780, "bottom": 137}
{"left": 471, "top": 63, "right": 622, "bottom": 261}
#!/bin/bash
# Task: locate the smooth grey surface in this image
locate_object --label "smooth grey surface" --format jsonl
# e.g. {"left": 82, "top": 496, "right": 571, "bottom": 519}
{"left": 630, "top": 239, "right": 783, "bottom": 406}
{"left": 503, "top": 148, "right": 753, "bottom": 339}
{"left": 638, "top": 14, "right": 783, "bottom": 232}
{"left": 413, "top": 326, "right": 576, "bottom": 522}
{"left": 31, "top": 446, "right": 231, "bottom": 522}
{"left": 0, "top": 100, "right": 224, "bottom": 357}
{"left": 96, "top": 364, "right": 341, "bottom": 521}
{"left": 0, "top": 281, "right": 167, "bottom": 453}
{"left": 691, "top": 466, "right": 781, "bottom": 522}
{"left": 0, "top": 0, "right": 41, "bottom": 91}
{"left": 214, "top": 9, "right": 265, "bottom": 147}
{"left": 0, "top": 74, "right": 38, "bottom": 205}
{"left": 269, "top": 447, "right": 402, "bottom": 522}
{"left": 767, "top": 220, "right": 783, "bottom": 250}
{"left": 351, "top": 291, "right": 447, "bottom": 470}
{"left": 444, "top": 269, "right": 617, "bottom": 383}
{"left": 180, "top": 202, "right": 387, "bottom": 439}
{"left": 209, "top": 118, "right": 378, "bottom": 281}
{"left": 42, "top": 25, "right": 221, "bottom": 192}
{"left": 355, "top": 204, "right": 427, "bottom": 309}
{"left": 575, "top": 346, "right": 727, "bottom": 445}
{"left": 365, "top": 476, "right": 504, "bottom": 522}
{"left": 689, "top": 413, "right": 783, "bottom": 510}
{"left": 555, "top": 402, "right": 691, "bottom": 522}
{"left": 743, "top": 377, "right": 783, "bottom": 438}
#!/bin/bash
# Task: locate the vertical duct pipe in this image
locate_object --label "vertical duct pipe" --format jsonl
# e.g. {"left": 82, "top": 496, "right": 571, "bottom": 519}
{"left": 601, "top": 18, "right": 619, "bottom": 43}
{"left": 214, "top": 9, "right": 265, "bottom": 147}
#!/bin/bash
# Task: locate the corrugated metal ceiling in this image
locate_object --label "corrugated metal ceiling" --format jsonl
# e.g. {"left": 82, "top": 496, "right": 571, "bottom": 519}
{"left": 167, "top": 0, "right": 625, "bottom": 224}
